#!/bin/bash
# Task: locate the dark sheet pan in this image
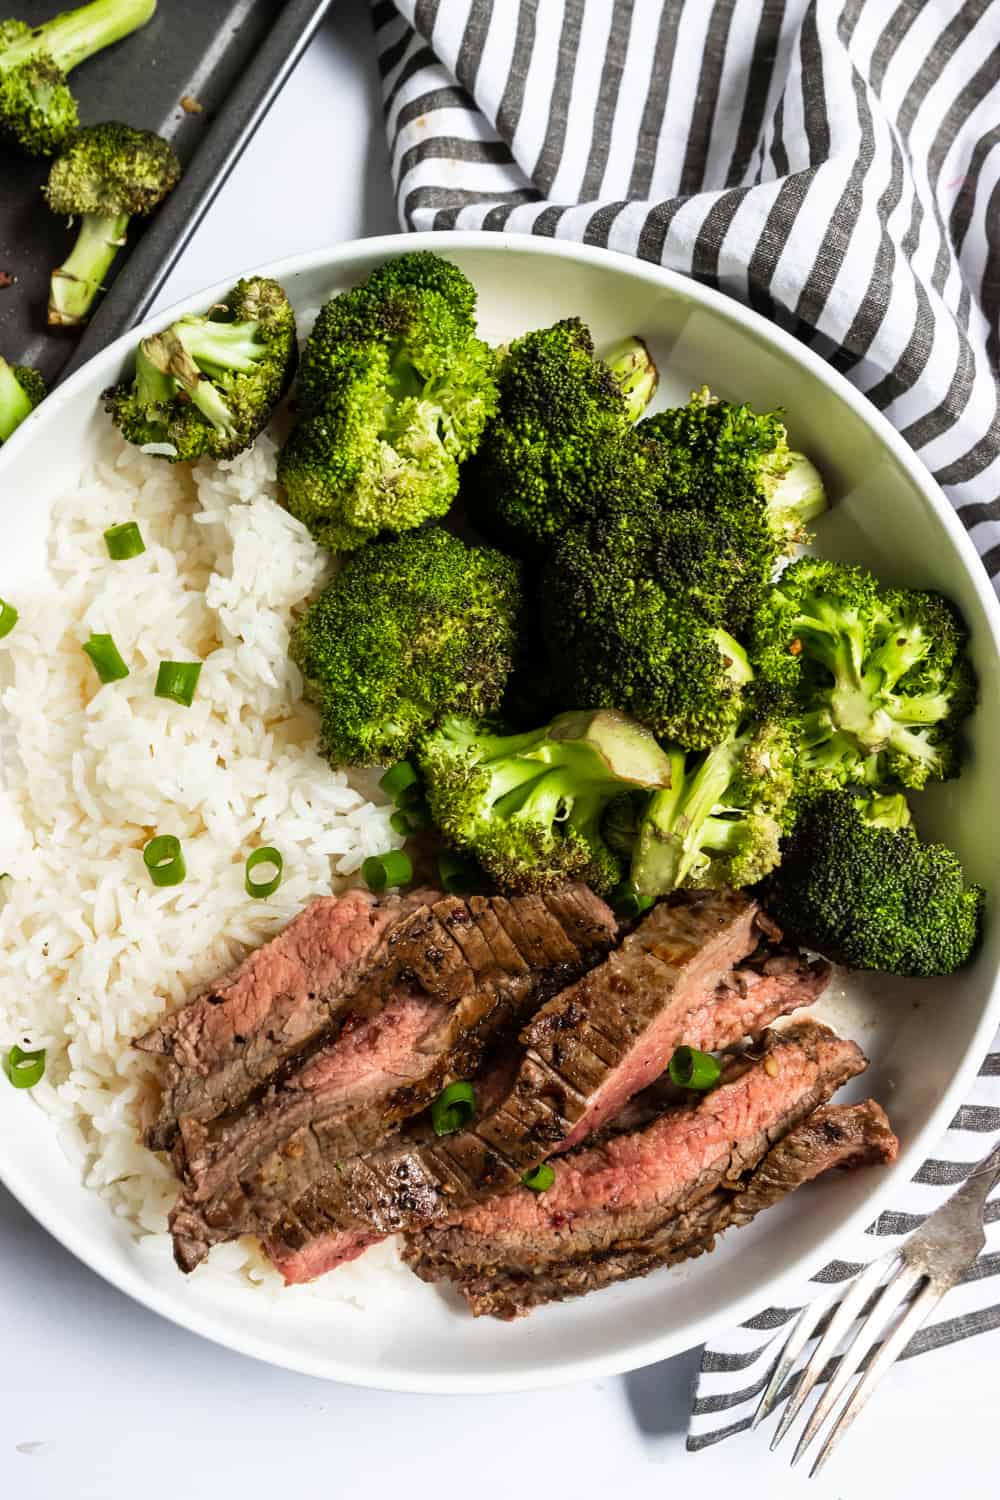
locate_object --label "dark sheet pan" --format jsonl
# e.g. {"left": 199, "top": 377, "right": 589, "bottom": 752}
{"left": 0, "top": 0, "right": 334, "bottom": 386}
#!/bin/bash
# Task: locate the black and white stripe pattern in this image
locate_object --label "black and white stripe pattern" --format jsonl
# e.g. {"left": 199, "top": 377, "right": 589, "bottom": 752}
{"left": 371, "top": 0, "right": 1000, "bottom": 1440}
{"left": 374, "top": 0, "right": 1000, "bottom": 580}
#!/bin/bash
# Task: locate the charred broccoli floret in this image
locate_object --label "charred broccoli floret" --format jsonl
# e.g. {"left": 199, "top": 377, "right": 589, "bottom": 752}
{"left": 752, "top": 557, "right": 975, "bottom": 790}
{"left": 0, "top": 356, "right": 46, "bottom": 443}
{"left": 278, "top": 251, "right": 498, "bottom": 551}
{"left": 0, "top": 0, "right": 155, "bottom": 156}
{"left": 465, "top": 318, "right": 658, "bottom": 555}
{"left": 418, "top": 709, "right": 674, "bottom": 895}
{"left": 103, "top": 277, "right": 296, "bottom": 461}
{"left": 45, "top": 122, "right": 180, "bottom": 326}
{"left": 761, "top": 790, "right": 983, "bottom": 976}
{"left": 540, "top": 518, "right": 753, "bottom": 750}
{"left": 628, "top": 720, "right": 796, "bottom": 901}
{"left": 291, "top": 528, "right": 522, "bottom": 768}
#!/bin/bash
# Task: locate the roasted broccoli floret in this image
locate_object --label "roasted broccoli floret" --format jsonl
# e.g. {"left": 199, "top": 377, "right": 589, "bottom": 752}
{"left": 418, "top": 709, "right": 675, "bottom": 895}
{"left": 465, "top": 318, "right": 658, "bottom": 555}
{"left": 103, "top": 277, "right": 296, "bottom": 461}
{"left": 0, "top": 0, "right": 155, "bottom": 155}
{"left": 44, "top": 122, "right": 180, "bottom": 326}
{"left": 278, "top": 251, "right": 498, "bottom": 551}
{"left": 291, "top": 528, "right": 522, "bottom": 768}
{"left": 541, "top": 518, "right": 753, "bottom": 750}
{"left": 638, "top": 386, "right": 827, "bottom": 556}
{"left": 752, "top": 557, "right": 975, "bottom": 790}
{"left": 761, "top": 790, "right": 984, "bottom": 976}
{"left": 628, "top": 720, "right": 796, "bottom": 901}
{"left": 0, "top": 356, "right": 46, "bottom": 443}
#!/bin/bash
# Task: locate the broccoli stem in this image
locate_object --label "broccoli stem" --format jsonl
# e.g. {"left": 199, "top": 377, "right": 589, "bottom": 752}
{"left": 864, "top": 794, "right": 911, "bottom": 830}
{"left": 0, "top": 359, "right": 35, "bottom": 441}
{"left": 133, "top": 342, "right": 175, "bottom": 407}
{"left": 604, "top": 336, "right": 658, "bottom": 422}
{"left": 767, "top": 451, "right": 827, "bottom": 540}
{"left": 174, "top": 319, "right": 263, "bottom": 376}
{"left": 0, "top": 0, "right": 157, "bottom": 74}
{"left": 712, "top": 629, "right": 754, "bottom": 686}
{"left": 48, "top": 210, "right": 129, "bottom": 325}
{"left": 141, "top": 328, "right": 240, "bottom": 438}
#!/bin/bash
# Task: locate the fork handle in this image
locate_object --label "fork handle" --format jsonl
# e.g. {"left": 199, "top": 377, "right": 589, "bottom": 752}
{"left": 966, "top": 1139, "right": 1000, "bottom": 1193}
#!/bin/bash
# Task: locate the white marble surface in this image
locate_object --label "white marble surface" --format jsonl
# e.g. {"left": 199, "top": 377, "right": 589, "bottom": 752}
{"left": 1, "top": 2, "right": 997, "bottom": 1494}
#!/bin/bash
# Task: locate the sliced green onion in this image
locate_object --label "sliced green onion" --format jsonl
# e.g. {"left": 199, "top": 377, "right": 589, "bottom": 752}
{"left": 437, "top": 851, "right": 483, "bottom": 895}
{"left": 668, "top": 1045, "right": 721, "bottom": 1091}
{"left": 4, "top": 1044, "right": 46, "bottom": 1090}
{"left": 610, "top": 882, "right": 654, "bottom": 919}
{"left": 83, "top": 633, "right": 129, "bottom": 684}
{"left": 143, "top": 834, "right": 186, "bottom": 888}
{"left": 245, "top": 846, "right": 283, "bottom": 899}
{"left": 431, "top": 1080, "right": 476, "bottom": 1135}
{"left": 0, "top": 598, "right": 18, "bottom": 639}
{"left": 103, "top": 521, "right": 146, "bottom": 560}
{"left": 521, "top": 1163, "right": 555, "bottom": 1193}
{"left": 379, "top": 761, "right": 419, "bottom": 803}
{"left": 362, "top": 850, "right": 413, "bottom": 892}
{"left": 155, "top": 660, "right": 202, "bottom": 707}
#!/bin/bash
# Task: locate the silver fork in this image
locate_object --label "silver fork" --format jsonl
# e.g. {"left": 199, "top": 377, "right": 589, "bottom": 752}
{"left": 752, "top": 1137, "right": 1000, "bottom": 1477}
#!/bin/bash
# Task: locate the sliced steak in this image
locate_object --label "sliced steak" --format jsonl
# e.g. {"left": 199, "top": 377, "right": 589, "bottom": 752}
{"left": 136, "top": 889, "right": 429, "bottom": 1149}
{"left": 264, "top": 903, "right": 830, "bottom": 1282}
{"left": 169, "top": 885, "right": 617, "bottom": 1272}
{"left": 424, "top": 1099, "right": 898, "bottom": 1318}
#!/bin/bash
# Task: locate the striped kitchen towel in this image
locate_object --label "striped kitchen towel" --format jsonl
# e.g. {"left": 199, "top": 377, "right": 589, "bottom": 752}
{"left": 371, "top": 0, "right": 1000, "bottom": 1445}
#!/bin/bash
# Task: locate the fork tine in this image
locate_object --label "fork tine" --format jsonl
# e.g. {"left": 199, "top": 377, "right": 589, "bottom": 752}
{"left": 769, "top": 1254, "right": 893, "bottom": 1451}
{"left": 809, "top": 1278, "right": 945, "bottom": 1478}
{"left": 752, "top": 1295, "right": 834, "bottom": 1430}
{"left": 789, "top": 1260, "right": 924, "bottom": 1468}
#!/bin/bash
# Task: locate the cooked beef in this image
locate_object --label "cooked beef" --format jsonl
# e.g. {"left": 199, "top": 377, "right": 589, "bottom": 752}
{"left": 264, "top": 899, "right": 830, "bottom": 1283}
{"left": 136, "top": 889, "right": 428, "bottom": 1149}
{"left": 418, "top": 1099, "right": 897, "bottom": 1318}
{"left": 168, "top": 885, "right": 617, "bottom": 1272}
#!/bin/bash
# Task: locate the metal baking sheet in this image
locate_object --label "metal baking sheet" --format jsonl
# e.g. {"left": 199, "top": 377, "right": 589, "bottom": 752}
{"left": 0, "top": 0, "right": 334, "bottom": 386}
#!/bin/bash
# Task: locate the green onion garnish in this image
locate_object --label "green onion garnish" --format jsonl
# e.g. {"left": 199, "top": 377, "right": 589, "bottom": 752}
{"left": 0, "top": 598, "right": 18, "bottom": 639}
{"left": 379, "top": 761, "right": 419, "bottom": 803}
{"left": 155, "top": 660, "right": 202, "bottom": 707}
{"left": 668, "top": 1045, "right": 721, "bottom": 1091}
{"left": 103, "top": 522, "right": 146, "bottom": 560}
{"left": 389, "top": 810, "right": 412, "bottom": 837}
{"left": 431, "top": 1080, "right": 476, "bottom": 1135}
{"left": 521, "top": 1163, "right": 555, "bottom": 1193}
{"left": 245, "top": 846, "right": 283, "bottom": 899}
{"left": 437, "top": 851, "right": 483, "bottom": 895}
{"left": 362, "top": 850, "right": 413, "bottom": 892}
{"left": 390, "top": 800, "right": 432, "bottom": 837}
{"left": 610, "top": 882, "right": 654, "bottom": 919}
{"left": 4, "top": 1044, "right": 46, "bottom": 1090}
{"left": 143, "top": 834, "right": 186, "bottom": 888}
{"left": 83, "top": 633, "right": 129, "bottom": 684}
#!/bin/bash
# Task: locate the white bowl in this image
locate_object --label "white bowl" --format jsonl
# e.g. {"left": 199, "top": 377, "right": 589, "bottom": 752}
{"left": 2, "top": 232, "right": 998, "bottom": 1394}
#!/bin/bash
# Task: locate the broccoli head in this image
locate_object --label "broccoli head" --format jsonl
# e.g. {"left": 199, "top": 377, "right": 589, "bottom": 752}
{"left": 752, "top": 557, "right": 975, "bottom": 790}
{"left": 541, "top": 517, "right": 753, "bottom": 750}
{"left": 45, "top": 122, "right": 180, "bottom": 326}
{"left": 464, "top": 318, "right": 657, "bottom": 555}
{"left": 103, "top": 276, "right": 297, "bottom": 461}
{"left": 761, "top": 790, "right": 983, "bottom": 976}
{"left": 0, "top": 357, "right": 46, "bottom": 443}
{"left": 278, "top": 252, "right": 498, "bottom": 551}
{"left": 0, "top": 0, "right": 155, "bottom": 156}
{"left": 628, "top": 720, "right": 796, "bottom": 901}
{"left": 291, "top": 528, "right": 522, "bottom": 768}
{"left": 418, "top": 708, "right": 675, "bottom": 895}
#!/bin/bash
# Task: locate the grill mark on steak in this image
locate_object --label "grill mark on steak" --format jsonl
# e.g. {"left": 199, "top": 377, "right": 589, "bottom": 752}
{"left": 136, "top": 889, "right": 432, "bottom": 1149}
{"left": 263, "top": 906, "right": 830, "bottom": 1283}
{"left": 167, "top": 885, "right": 616, "bottom": 1272}
{"left": 420, "top": 1099, "right": 898, "bottom": 1318}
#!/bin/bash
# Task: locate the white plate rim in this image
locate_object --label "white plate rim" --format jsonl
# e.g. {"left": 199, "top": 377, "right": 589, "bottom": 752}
{"left": 2, "top": 229, "right": 999, "bottom": 1394}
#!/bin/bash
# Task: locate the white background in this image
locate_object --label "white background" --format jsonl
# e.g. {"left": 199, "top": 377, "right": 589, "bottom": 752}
{"left": 2, "top": 3, "right": 997, "bottom": 1496}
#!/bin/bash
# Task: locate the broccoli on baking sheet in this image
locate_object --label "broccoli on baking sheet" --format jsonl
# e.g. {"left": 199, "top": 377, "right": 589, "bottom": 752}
{"left": 278, "top": 252, "right": 499, "bottom": 551}
{"left": 0, "top": 356, "right": 45, "bottom": 443}
{"left": 0, "top": 0, "right": 155, "bottom": 155}
{"left": 44, "top": 122, "right": 180, "bottom": 326}
{"left": 103, "top": 277, "right": 296, "bottom": 461}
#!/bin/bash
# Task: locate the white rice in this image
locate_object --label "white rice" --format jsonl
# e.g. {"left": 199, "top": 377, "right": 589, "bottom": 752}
{"left": 0, "top": 425, "right": 410, "bottom": 1300}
